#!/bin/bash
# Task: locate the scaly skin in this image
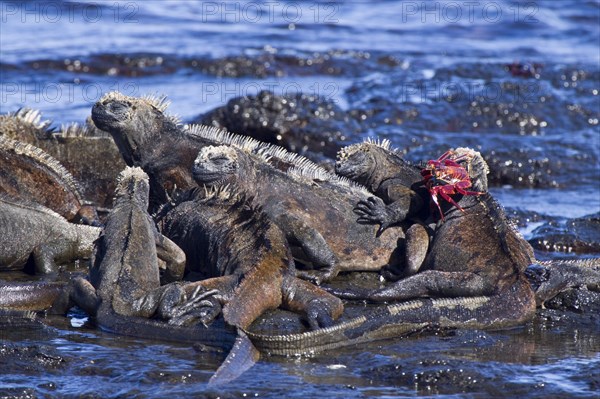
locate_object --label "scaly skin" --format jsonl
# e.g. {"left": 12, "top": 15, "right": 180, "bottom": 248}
{"left": 91, "top": 92, "right": 196, "bottom": 211}
{"left": 0, "top": 195, "right": 100, "bottom": 274}
{"left": 336, "top": 139, "right": 431, "bottom": 277}
{"left": 91, "top": 92, "right": 404, "bottom": 283}
{"left": 0, "top": 135, "right": 98, "bottom": 224}
{"left": 0, "top": 281, "right": 72, "bottom": 314}
{"left": 158, "top": 186, "right": 344, "bottom": 330}
{"left": 191, "top": 145, "right": 405, "bottom": 284}
{"left": 526, "top": 258, "right": 600, "bottom": 306}
{"left": 336, "top": 139, "right": 427, "bottom": 230}
{"left": 0, "top": 108, "right": 51, "bottom": 146}
{"left": 330, "top": 149, "right": 536, "bottom": 313}
{"left": 246, "top": 283, "right": 535, "bottom": 356}
{"left": 70, "top": 166, "right": 191, "bottom": 325}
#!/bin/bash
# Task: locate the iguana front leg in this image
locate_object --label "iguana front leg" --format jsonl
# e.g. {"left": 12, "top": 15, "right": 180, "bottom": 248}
{"left": 354, "top": 196, "right": 409, "bottom": 236}
{"left": 32, "top": 241, "right": 64, "bottom": 274}
{"left": 282, "top": 276, "right": 344, "bottom": 329}
{"left": 276, "top": 214, "right": 340, "bottom": 284}
{"left": 354, "top": 187, "right": 425, "bottom": 236}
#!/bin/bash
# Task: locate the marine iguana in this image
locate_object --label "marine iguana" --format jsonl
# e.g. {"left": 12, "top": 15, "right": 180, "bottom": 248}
{"left": 331, "top": 148, "right": 537, "bottom": 306}
{"left": 0, "top": 135, "right": 98, "bottom": 224}
{"left": 91, "top": 92, "right": 404, "bottom": 283}
{"left": 70, "top": 166, "right": 192, "bottom": 325}
{"left": 336, "top": 138, "right": 431, "bottom": 277}
{"left": 336, "top": 138, "right": 427, "bottom": 228}
{"left": 0, "top": 195, "right": 100, "bottom": 274}
{"left": 158, "top": 184, "right": 344, "bottom": 330}
{"left": 0, "top": 108, "right": 52, "bottom": 146}
{"left": 190, "top": 144, "right": 405, "bottom": 283}
{"left": 243, "top": 149, "right": 539, "bottom": 355}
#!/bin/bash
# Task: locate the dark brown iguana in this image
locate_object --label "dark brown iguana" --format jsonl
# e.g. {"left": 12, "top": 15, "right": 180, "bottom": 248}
{"left": 0, "top": 135, "right": 98, "bottom": 224}
{"left": 330, "top": 148, "right": 536, "bottom": 304}
{"left": 190, "top": 143, "right": 406, "bottom": 284}
{"left": 336, "top": 138, "right": 431, "bottom": 277}
{"left": 0, "top": 195, "right": 100, "bottom": 274}
{"left": 339, "top": 141, "right": 600, "bottom": 296}
{"left": 91, "top": 92, "right": 404, "bottom": 283}
{"left": 157, "top": 185, "right": 344, "bottom": 330}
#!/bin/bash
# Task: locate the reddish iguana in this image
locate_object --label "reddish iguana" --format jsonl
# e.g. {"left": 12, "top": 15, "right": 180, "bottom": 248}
{"left": 0, "top": 135, "right": 98, "bottom": 224}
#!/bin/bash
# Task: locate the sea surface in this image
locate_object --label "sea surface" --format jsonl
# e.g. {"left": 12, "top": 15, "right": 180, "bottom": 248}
{"left": 1, "top": 1, "right": 599, "bottom": 398}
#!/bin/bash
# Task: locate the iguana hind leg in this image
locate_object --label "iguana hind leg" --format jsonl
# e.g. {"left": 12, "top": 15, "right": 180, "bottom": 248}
{"left": 282, "top": 276, "right": 344, "bottom": 329}
{"left": 405, "top": 223, "right": 429, "bottom": 277}
{"left": 32, "top": 242, "right": 63, "bottom": 274}
{"left": 155, "top": 233, "right": 186, "bottom": 283}
{"left": 276, "top": 214, "right": 340, "bottom": 284}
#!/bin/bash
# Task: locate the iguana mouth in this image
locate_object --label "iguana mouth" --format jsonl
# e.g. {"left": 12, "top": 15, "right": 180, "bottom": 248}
{"left": 192, "top": 171, "right": 225, "bottom": 185}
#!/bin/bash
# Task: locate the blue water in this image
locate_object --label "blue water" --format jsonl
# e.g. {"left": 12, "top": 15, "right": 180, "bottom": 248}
{"left": 1, "top": 1, "right": 599, "bottom": 398}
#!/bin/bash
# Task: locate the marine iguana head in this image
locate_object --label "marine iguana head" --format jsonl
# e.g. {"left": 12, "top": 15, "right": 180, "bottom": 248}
{"left": 192, "top": 145, "right": 242, "bottom": 187}
{"left": 114, "top": 166, "right": 151, "bottom": 209}
{"left": 91, "top": 92, "right": 178, "bottom": 166}
{"left": 451, "top": 147, "right": 489, "bottom": 193}
{"left": 336, "top": 138, "right": 416, "bottom": 191}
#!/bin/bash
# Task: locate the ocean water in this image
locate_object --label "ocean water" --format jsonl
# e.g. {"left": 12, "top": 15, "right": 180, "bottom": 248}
{"left": 1, "top": 1, "right": 599, "bottom": 398}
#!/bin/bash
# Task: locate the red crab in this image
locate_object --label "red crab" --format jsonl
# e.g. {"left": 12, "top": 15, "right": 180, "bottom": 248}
{"left": 421, "top": 150, "right": 483, "bottom": 221}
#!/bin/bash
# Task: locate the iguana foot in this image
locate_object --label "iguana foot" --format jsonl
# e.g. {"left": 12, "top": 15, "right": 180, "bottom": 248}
{"left": 296, "top": 264, "right": 340, "bottom": 285}
{"left": 354, "top": 196, "right": 402, "bottom": 235}
{"left": 379, "top": 265, "right": 405, "bottom": 282}
{"left": 305, "top": 298, "right": 337, "bottom": 329}
{"left": 167, "top": 288, "right": 222, "bottom": 327}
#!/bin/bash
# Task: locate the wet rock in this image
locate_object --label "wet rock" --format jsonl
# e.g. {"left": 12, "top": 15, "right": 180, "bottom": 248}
{"left": 529, "top": 213, "right": 600, "bottom": 253}
{"left": 19, "top": 49, "right": 404, "bottom": 79}
{"left": 505, "top": 62, "right": 543, "bottom": 79}
{"left": 504, "top": 208, "right": 553, "bottom": 228}
{"left": 366, "top": 358, "right": 484, "bottom": 395}
{"left": 0, "top": 343, "right": 66, "bottom": 374}
{"left": 345, "top": 62, "right": 599, "bottom": 135}
{"left": 545, "top": 288, "right": 600, "bottom": 314}
{"left": 195, "top": 90, "right": 361, "bottom": 161}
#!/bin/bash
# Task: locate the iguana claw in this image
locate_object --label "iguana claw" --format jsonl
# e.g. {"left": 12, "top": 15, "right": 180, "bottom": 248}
{"left": 168, "top": 288, "right": 222, "bottom": 327}
{"left": 354, "top": 196, "right": 393, "bottom": 235}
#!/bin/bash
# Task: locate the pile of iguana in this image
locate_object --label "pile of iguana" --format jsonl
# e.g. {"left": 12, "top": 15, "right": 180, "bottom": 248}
{"left": 2, "top": 92, "right": 599, "bottom": 384}
{"left": 335, "top": 140, "right": 600, "bottom": 305}
{"left": 91, "top": 91, "right": 405, "bottom": 284}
